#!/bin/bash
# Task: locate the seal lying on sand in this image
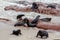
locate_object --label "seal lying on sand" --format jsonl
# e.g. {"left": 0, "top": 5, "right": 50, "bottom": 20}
{"left": 23, "top": 18, "right": 36, "bottom": 27}
{"left": 14, "top": 15, "right": 40, "bottom": 27}
{"left": 4, "top": 2, "right": 60, "bottom": 16}
{"left": 23, "top": 15, "right": 40, "bottom": 27}
{"left": 36, "top": 30, "right": 49, "bottom": 39}
{"left": 14, "top": 14, "right": 25, "bottom": 27}
{"left": 31, "top": 15, "right": 40, "bottom": 24}
{"left": 4, "top": 5, "right": 60, "bottom": 16}
{"left": 14, "top": 22, "right": 25, "bottom": 27}
{"left": 47, "top": 4, "right": 56, "bottom": 9}
{"left": 11, "top": 29, "right": 22, "bottom": 36}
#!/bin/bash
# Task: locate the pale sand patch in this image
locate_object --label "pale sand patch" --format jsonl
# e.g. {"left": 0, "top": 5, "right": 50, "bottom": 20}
{"left": 0, "top": 0, "right": 60, "bottom": 40}
{"left": 0, "top": 21, "right": 60, "bottom": 40}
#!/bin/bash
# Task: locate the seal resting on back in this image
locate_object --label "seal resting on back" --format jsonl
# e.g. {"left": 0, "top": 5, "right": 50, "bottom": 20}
{"left": 23, "top": 18, "right": 37, "bottom": 27}
{"left": 22, "top": 17, "right": 60, "bottom": 31}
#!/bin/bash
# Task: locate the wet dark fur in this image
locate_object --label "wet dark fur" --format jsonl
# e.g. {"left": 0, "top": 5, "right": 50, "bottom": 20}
{"left": 17, "top": 14, "right": 25, "bottom": 19}
{"left": 36, "top": 30, "right": 48, "bottom": 39}
{"left": 14, "top": 22, "right": 25, "bottom": 27}
{"left": 11, "top": 29, "right": 22, "bottom": 36}
{"left": 31, "top": 15, "right": 40, "bottom": 24}
{"left": 31, "top": 2, "right": 38, "bottom": 9}
{"left": 47, "top": 5, "right": 56, "bottom": 9}
{"left": 40, "top": 18, "right": 51, "bottom": 22}
{"left": 23, "top": 18, "right": 36, "bottom": 27}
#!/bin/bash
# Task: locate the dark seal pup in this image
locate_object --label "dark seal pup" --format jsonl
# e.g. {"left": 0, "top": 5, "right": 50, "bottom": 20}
{"left": 36, "top": 30, "right": 49, "bottom": 39}
{"left": 31, "top": 2, "right": 40, "bottom": 12}
{"left": 11, "top": 29, "right": 22, "bottom": 36}
{"left": 31, "top": 2, "right": 38, "bottom": 9}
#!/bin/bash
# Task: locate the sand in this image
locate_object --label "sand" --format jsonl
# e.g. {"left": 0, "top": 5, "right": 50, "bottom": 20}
{"left": 0, "top": 0, "right": 60, "bottom": 40}
{"left": 0, "top": 20, "right": 60, "bottom": 40}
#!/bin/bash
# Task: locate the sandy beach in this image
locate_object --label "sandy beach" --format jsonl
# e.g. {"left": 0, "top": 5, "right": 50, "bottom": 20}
{"left": 0, "top": 0, "right": 60, "bottom": 40}
{"left": 0, "top": 20, "right": 60, "bottom": 40}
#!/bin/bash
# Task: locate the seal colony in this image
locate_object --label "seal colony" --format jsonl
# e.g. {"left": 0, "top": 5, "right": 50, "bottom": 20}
{"left": 4, "top": 1, "right": 60, "bottom": 16}
{"left": 13, "top": 14, "right": 60, "bottom": 31}
{"left": 3, "top": 1, "right": 60, "bottom": 31}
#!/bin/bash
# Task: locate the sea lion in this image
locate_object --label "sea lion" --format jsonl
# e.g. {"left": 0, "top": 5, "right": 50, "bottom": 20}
{"left": 23, "top": 18, "right": 36, "bottom": 27}
{"left": 36, "top": 30, "right": 49, "bottom": 39}
{"left": 31, "top": 2, "right": 40, "bottom": 12}
{"left": 47, "top": 4, "right": 56, "bottom": 9}
{"left": 11, "top": 29, "right": 22, "bottom": 36}
{"left": 14, "top": 22, "right": 25, "bottom": 27}
{"left": 31, "top": 15, "right": 40, "bottom": 24}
